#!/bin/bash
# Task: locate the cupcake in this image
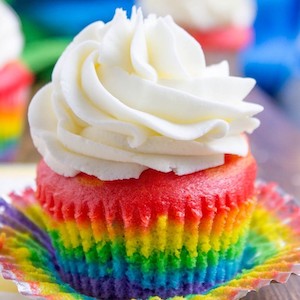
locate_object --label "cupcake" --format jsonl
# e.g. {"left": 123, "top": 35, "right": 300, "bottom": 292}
{"left": 28, "top": 8, "right": 263, "bottom": 299}
{"left": 137, "top": 0, "right": 256, "bottom": 74}
{"left": 0, "top": 1, "right": 33, "bottom": 161}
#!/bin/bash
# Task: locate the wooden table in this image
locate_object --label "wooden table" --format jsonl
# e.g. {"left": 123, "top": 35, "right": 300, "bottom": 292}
{"left": 12, "top": 87, "right": 300, "bottom": 299}
{"left": 249, "top": 89, "right": 300, "bottom": 201}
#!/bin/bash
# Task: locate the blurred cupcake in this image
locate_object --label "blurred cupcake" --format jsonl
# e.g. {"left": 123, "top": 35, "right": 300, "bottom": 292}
{"left": 0, "top": 1, "right": 33, "bottom": 161}
{"left": 29, "top": 8, "right": 262, "bottom": 299}
{"left": 137, "top": 0, "right": 256, "bottom": 74}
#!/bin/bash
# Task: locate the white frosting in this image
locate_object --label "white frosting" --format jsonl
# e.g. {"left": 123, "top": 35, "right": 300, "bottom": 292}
{"left": 0, "top": 1, "right": 23, "bottom": 68}
{"left": 138, "top": 0, "right": 256, "bottom": 30}
{"left": 29, "top": 8, "right": 262, "bottom": 181}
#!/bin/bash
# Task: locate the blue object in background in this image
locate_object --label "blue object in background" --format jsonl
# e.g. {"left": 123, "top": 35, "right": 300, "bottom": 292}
{"left": 12, "top": 0, "right": 134, "bottom": 36}
{"left": 278, "top": 73, "right": 300, "bottom": 127}
{"left": 8, "top": 0, "right": 134, "bottom": 80}
{"left": 253, "top": 0, "right": 300, "bottom": 44}
{"left": 241, "top": 0, "right": 300, "bottom": 96}
{"left": 240, "top": 0, "right": 300, "bottom": 126}
{"left": 241, "top": 38, "right": 299, "bottom": 96}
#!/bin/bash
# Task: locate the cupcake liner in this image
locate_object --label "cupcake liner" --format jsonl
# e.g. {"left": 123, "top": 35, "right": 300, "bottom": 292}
{"left": 186, "top": 26, "right": 254, "bottom": 52}
{"left": 34, "top": 157, "right": 257, "bottom": 299}
{"left": 73, "top": 201, "right": 250, "bottom": 297}
{"left": 0, "top": 181, "right": 300, "bottom": 299}
{"left": 36, "top": 189, "right": 255, "bottom": 299}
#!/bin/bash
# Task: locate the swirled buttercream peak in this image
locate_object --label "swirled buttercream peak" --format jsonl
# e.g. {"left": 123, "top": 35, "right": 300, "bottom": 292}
{"left": 29, "top": 8, "right": 263, "bottom": 180}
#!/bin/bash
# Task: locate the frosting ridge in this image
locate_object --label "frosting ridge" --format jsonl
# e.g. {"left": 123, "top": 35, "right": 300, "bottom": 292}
{"left": 29, "top": 8, "right": 262, "bottom": 180}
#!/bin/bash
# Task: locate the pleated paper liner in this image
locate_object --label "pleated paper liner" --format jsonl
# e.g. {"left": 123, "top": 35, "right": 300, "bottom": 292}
{"left": 0, "top": 181, "right": 300, "bottom": 300}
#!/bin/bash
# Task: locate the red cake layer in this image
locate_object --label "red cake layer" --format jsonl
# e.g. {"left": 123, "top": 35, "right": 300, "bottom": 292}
{"left": 36, "top": 152, "right": 257, "bottom": 225}
{"left": 0, "top": 61, "right": 33, "bottom": 97}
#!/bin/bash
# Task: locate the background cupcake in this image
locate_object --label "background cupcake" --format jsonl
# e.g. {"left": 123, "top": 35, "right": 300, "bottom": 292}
{"left": 0, "top": 0, "right": 33, "bottom": 161}
{"left": 28, "top": 8, "right": 262, "bottom": 299}
{"left": 137, "top": 0, "right": 257, "bottom": 74}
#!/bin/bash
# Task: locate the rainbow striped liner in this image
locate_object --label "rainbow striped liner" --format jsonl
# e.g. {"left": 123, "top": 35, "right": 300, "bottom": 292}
{"left": 0, "top": 62, "right": 33, "bottom": 161}
{"left": 0, "top": 182, "right": 300, "bottom": 299}
{"left": 35, "top": 177, "right": 256, "bottom": 299}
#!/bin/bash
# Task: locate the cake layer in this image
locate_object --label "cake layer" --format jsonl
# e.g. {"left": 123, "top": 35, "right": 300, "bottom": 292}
{"left": 0, "top": 61, "right": 33, "bottom": 161}
{"left": 37, "top": 152, "right": 257, "bottom": 224}
{"left": 36, "top": 152, "right": 257, "bottom": 298}
{"left": 0, "top": 61, "right": 33, "bottom": 96}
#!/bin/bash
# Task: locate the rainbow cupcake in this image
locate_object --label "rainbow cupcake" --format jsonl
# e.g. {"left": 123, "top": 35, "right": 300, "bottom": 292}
{"left": 28, "top": 8, "right": 263, "bottom": 299}
{"left": 0, "top": 1, "right": 33, "bottom": 161}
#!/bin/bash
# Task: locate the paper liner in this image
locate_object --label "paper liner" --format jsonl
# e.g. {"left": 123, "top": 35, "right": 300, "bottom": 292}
{"left": 0, "top": 182, "right": 300, "bottom": 300}
{"left": 35, "top": 156, "right": 257, "bottom": 299}
{"left": 186, "top": 26, "right": 253, "bottom": 51}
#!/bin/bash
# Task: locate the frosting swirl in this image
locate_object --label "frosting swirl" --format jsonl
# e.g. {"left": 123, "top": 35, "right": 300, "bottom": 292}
{"left": 29, "top": 8, "right": 262, "bottom": 180}
{"left": 138, "top": 0, "right": 256, "bottom": 30}
{"left": 0, "top": 1, "right": 23, "bottom": 68}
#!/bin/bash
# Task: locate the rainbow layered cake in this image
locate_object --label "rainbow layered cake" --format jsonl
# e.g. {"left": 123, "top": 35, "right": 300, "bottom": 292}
{"left": 28, "top": 8, "right": 263, "bottom": 299}
{"left": 0, "top": 1, "right": 32, "bottom": 161}
{"left": 36, "top": 153, "right": 257, "bottom": 298}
